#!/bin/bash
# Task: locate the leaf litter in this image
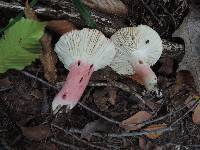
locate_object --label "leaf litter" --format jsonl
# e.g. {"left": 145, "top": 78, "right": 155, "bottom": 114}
{"left": 1, "top": 0, "right": 200, "bottom": 149}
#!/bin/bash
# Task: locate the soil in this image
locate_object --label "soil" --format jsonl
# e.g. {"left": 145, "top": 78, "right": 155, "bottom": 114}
{"left": 1, "top": 0, "right": 200, "bottom": 150}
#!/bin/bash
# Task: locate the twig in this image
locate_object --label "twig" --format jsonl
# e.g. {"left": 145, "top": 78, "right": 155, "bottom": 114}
{"left": 107, "top": 127, "right": 174, "bottom": 137}
{"left": 0, "top": 86, "right": 13, "bottom": 92}
{"left": 51, "top": 124, "right": 103, "bottom": 138}
{"left": 170, "top": 101, "right": 198, "bottom": 127}
{"left": 52, "top": 123, "right": 174, "bottom": 138}
{"left": 137, "top": 104, "right": 188, "bottom": 127}
{"left": 51, "top": 124, "right": 109, "bottom": 150}
{"left": 21, "top": 71, "right": 57, "bottom": 90}
{"left": 78, "top": 102, "right": 120, "bottom": 125}
{"left": 51, "top": 138, "right": 80, "bottom": 150}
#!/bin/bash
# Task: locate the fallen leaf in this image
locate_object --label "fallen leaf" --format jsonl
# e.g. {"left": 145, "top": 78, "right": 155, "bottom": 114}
{"left": 81, "top": 119, "right": 112, "bottom": 141}
{"left": 47, "top": 20, "right": 77, "bottom": 35}
{"left": 172, "top": 0, "right": 200, "bottom": 94}
{"left": 81, "top": 0, "right": 128, "bottom": 16}
{"left": 192, "top": 103, "right": 200, "bottom": 124}
{"left": 121, "top": 111, "right": 152, "bottom": 131}
{"left": 40, "top": 32, "right": 57, "bottom": 83}
{"left": 0, "top": 78, "right": 11, "bottom": 88}
{"left": 0, "top": 18, "right": 45, "bottom": 73}
{"left": 20, "top": 124, "right": 51, "bottom": 141}
{"left": 158, "top": 57, "right": 174, "bottom": 75}
{"left": 24, "top": 0, "right": 38, "bottom": 20}
{"left": 143, "top": 123, "right": 167, "bottom": 139}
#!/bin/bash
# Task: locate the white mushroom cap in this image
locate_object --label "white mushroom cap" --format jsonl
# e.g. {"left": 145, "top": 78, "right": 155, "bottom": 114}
{"left": 55, "top": 28, "right": 116, "bottom": 71}
{"left": 110, "top": 25, "right": 163, "bottom": 75}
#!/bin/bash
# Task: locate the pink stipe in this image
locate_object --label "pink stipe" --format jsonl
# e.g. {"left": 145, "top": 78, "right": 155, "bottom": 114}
{"left": 134, "top": 63, "right": 155, "bottom": 80}
{"left": 53, "top": 60, "right": 94, "bottom": 109}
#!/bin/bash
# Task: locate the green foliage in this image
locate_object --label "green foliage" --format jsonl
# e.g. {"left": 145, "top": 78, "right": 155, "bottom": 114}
{"left": 0, "top": 18, "right": 46, "bottom": 73}
{"left": 0, "top": 0, "right": 39, "bottom": 33}
{"left": 72, "top": 0, "right": 96, "bottom": 28}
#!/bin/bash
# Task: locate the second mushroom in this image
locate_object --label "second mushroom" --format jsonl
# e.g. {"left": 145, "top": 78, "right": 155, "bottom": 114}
{"left": 110, "top": 25, "right": 163, "bottom": 94}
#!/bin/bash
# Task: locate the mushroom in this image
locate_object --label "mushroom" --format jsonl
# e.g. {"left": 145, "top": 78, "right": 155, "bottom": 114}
{"left": 110, "top": 25, "right": 163, "bottom": 94}
{"left": 52, "top": 28, "right": 116, "bottom": 113}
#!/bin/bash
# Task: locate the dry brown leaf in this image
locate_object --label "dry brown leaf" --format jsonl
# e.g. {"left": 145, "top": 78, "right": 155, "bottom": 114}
{"left": 81, "top": 0, "right": 128, "bottom": 16}
{"left": 172, "top": 0, "right": 200, "bottom": 94}
{"left": 192, "top": 103, "right": 200, "bottom": 124}
{"left": 20, "top": 125, "right": 51, "bottom": 141}
{"left": 121, "top": 111, "right": 152, "bottom": 131}
{"left": 0, "top": 77, "right": 11, "bottom": 88}
{"left": 24, "top": 0, "right": 38, "bottom": 20}
{"left": 41, "top": 33, "right": 57, "bottom": 83}
{"left": 143, "top": 123, "right": 167, "bottom": 139}
{"left": 47, "top": 20, "right": 77, "bottom": 35}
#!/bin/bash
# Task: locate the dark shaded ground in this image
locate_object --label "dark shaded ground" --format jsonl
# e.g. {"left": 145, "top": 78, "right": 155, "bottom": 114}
{"left": 1, "top": 0, "right": 200, "bottom": 150}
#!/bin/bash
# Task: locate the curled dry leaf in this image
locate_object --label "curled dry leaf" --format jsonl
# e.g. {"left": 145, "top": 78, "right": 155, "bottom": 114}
{"left": 121, "top": 111, "right": 152, "bottom": 131}
{"left": 47, "top": 20, "right": 77, "bottom": 35}
{"left": 143, "top": 123, "right": 167, "bottom": 139}
{"left": 192, "top": 103, "right": 200, "bottom": 124}
{"left": 81, "top": 0, "right": 128, "bottom": 16}
{"left": 24, "top": 0, "right": 38, "bottom": 20}
{"left": 41, "top": 32, "right": 57, "bottom": 83}
{"left": 20, "top": 125, "right": 51, "bottom": 141}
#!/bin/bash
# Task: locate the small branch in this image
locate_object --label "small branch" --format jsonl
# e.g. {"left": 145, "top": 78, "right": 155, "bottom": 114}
{"left": 0, "top": 86, "right": 13, "bottom": 92}
{"left": 52, "top": 123, "right": 174, "bottom": 138}
{"left": 78, "top": 102, "right": 120, "bottom": 125}
{"left": 21, "top": 71, "right": 57, "bottom": 90}
{"left": 108, "top": 127, "right": 174, "bottom": 137}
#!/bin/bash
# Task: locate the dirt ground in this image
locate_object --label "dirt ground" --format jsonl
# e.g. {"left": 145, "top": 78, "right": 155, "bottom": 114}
{"left": 1, "top": 0, "right": 200, "bottom": 150}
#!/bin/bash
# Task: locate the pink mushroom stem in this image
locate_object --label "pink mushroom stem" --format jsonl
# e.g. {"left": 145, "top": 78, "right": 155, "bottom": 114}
{"left": 134, "top": 63, "right": 156, "bottom": 80}
{"left": 52, "top": 60, "right": 94, "bottom": 111}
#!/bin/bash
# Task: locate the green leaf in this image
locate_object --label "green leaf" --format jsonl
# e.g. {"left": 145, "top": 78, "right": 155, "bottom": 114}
{"left": 0, "top": 0, "right": 39, "bottom": 33}
{"left": 72, "top": 0, "right": 96, "bottom": 28}
{"left": 0, "top": 18, "right": 46, "bottom": 73}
